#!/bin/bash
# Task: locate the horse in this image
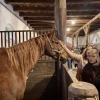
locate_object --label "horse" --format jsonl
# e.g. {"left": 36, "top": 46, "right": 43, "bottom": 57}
{"left": 0, "top": 30, "right": 68, "bottom": 100}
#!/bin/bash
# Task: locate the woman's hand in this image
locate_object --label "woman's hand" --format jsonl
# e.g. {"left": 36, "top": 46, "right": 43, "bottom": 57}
{"left": 58, "top": 40, "right": 66, "bottom": 48}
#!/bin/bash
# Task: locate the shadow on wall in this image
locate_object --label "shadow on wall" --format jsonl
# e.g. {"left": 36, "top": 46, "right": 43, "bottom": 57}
{"left": 5, "top": 24, "right": 14, "bottom": 31}
{"left": 23, "top": 73, "right": 57, "bottom": 100}
{"left": 5, "top": 24, "right": 15, "bottom": 40}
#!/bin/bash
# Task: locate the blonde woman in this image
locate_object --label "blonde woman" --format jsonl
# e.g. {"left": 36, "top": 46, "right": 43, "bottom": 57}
{"left": 81, "top": 48, "right": 99, "bottom": 83}
{"left": 81, "top": 48, "right": 100, "bottom": 97}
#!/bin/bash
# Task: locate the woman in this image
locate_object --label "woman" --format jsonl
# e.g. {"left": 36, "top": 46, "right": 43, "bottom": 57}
{"left": 81, "top": 48, "right": 99, "bottom": 83}
{"left": 59, "top": 41, "right": 93, "bottom": 81}
{"left": 81, "top": 48, "right": 100, "bottom": 97}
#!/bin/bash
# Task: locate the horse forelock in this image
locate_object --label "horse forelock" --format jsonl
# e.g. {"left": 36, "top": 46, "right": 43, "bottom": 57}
{"left": 6, "top": 35, "right": 46, "bottom": 75}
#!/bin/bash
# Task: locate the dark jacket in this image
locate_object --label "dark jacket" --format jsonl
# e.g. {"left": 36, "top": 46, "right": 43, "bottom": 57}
{"left": 81, "top": 63, "right": 98, "bottom": 84}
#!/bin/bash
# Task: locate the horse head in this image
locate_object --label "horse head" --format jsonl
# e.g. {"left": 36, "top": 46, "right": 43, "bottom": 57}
{"left": 45, "top": 30, "right": 68, "bottom": 63}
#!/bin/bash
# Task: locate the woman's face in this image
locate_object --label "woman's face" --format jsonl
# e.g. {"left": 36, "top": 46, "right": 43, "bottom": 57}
{"left": 87, "top": 52, "right": 98, "bottom": 63}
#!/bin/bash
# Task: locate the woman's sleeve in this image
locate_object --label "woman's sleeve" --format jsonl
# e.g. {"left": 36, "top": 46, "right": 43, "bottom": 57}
{"left": 63, "top": 45, "right": 82, "bottom": 62}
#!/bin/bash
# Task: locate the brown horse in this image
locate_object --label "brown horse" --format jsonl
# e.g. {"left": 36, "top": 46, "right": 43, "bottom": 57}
{"left": 0, "top": 30, "right": 68, "bottom": 100}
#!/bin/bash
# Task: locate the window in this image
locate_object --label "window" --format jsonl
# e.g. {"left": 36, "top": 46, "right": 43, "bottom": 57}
{"left": 5, "top": 24, "right": 15, "bottom": 40}
{"left": 93, "top": 37, "right": 98, "bottom": 44}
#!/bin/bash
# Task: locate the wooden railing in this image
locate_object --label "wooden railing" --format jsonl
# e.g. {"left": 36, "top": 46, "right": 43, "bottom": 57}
{"left": 78, "top": 43, "right": 100, "bottom": 50}
{"left": 0, "top": 30, "right": 53, "bottom": 61}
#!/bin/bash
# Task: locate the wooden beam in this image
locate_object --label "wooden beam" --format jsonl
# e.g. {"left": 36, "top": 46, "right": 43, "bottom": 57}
{"left": 19, "top": 12, "right": 96, "bottom": 18}
{"left": 67, "top": 16, "right": 95, "bottom": 18}
{"left": 20, "top": 12, "right": 99, "bottom": 17}
{"left": 13, "top": 5, "right": 100, "bottom": 13}
{"left": 32, "top": 26, "right": 53, "bottom": 28}
{"left": 70, "top": 13, "right": 100, "bottom": 37}
{"left": 67, "top": 0, "right": 100, "bottom": 4}
{"left": 19, "top": 12, "right": 54, "bottom": 17}
{"left": 27, "top": 21, "right": 54, "bottom": 24}
{"left": 30, "top": 24, "right": 54, "bottom": 27}
{"left": 27, "top": 19, "right": 89, "bottom": 24}
{"left": 33, "top": 28, "right": 53, "bottom": 30}
{"left": 5, "top": 0, "right": 100, "bottom": 5}
{"left": 67, "top": 23, "right": 100, "bottom": 27}
{"left": 67, "top": 4, "right": 100, "bottom": 11}
{"left": 67, "top": 12, "right": 99, "bottom": 15}
{"left": 24, "top": 17, "right": 92, "bottom": 21}
{"left": 13, "top": 6, "right": 54, "bottom": 12}
{"left": 5, "top": 0, "right": 54, "bottom": 4}
{"left": 24, "top": 17, "right": 54, "bottom": 21}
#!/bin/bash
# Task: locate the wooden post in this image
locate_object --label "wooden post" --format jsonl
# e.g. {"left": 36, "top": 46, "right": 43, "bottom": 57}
{"left": 68, "top": 82, "right": 99, "bottom": 100}
{"left": 55, "top": 0, "right": 67, "bottom": 43}
{"left": 83, "top": 24, "right": 90, "bottom": 46}
{"left": 76, "top": 32, "right": 79, "bottom": 48}
{"left": 86, "top": 34, "right": 88, "bottom": 46}
{"left": 55, "top": 0, "right": 67, "bottom": 100}
{"left": 72, "top": 35, "right": 74, "bottom": 46}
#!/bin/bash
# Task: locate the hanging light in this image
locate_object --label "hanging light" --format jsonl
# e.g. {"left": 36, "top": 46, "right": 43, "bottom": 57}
{"left": 71, "top": 20, "right": 75, "bottom": 25}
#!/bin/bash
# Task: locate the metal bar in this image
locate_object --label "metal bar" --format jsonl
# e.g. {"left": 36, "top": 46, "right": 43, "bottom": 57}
{"left": 15, "top": 32, "right": 17, "bottom": 44}
{"left": 12, "top": 32, "right": 14, "bottom": 46}
{"left": 19, "top": 32, "right": 21, "bottom": 43}
{"left": 26, "top": 31, "right": 28, "bottom": 40}
{"left": 23, "top": 32, "right": 24, "bottom": 42}
{"left": 5, "top": 32, "right": 7, "bottom": 47}
{"left": 8, "top": 32, "right": 10, "bottom": 47}
{"left": 30, "top": 31, "right": 32, "bottom": 39}
{"left": 1, "top": 32, "right": 3, "bottom": 47}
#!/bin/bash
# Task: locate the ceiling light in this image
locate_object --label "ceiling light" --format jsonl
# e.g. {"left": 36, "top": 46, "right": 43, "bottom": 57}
{"left": 67, "top": 28, "right": 70, "bottom": 31}
{"left": 71, "top": 20, "right": 75, "bottom": 25}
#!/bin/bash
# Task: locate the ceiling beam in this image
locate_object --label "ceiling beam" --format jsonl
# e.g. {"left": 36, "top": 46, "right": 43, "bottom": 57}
{"left": 30, "top": 23, "right": 54, "bottom": 26}
{"left": 5, "top": 0, "right": 54, "bottom": 4}
{"left": 24, "top": 17, "right": 54, "bottom": 21}
{"left": 19, "top": 12, "right": 54, "bottom": 17}
{"left": 33, "top": 28, "right": 53, "bottom": 30}
{"left": 31, "top": 26, "right": 53, "bottom": 28}
{"left": 19, "top": 12, "right": 97, "bottom": 18}
{"left": 27, "top": 19, "right": 89, "bottom": 24}
{"left": 13, "top": 6, "right": 54, "bottom": 12}
{"left": 13, "top": 5, "right": 100, "bottom": 12}
{"left": 67, "top": 23, "right": 100, "bottom": 27}
{"left": 24, "top": 17, "right": 92, "bottom": 21}
{"left": 27, "top": 21, "right": 54, "bottom": 24}
{"left": 5, "top": 0, "right": 100, "bottom": 5}
{"left": 67, "top": 0, "right": 100, "bottom": 5}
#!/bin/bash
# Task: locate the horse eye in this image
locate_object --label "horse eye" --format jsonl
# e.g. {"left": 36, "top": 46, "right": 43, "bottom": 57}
{"left": 55, "top": 41, "right": 59, "bottom": 44}
{"left": 52, "top": 40, "right": 59, "bottom": 44}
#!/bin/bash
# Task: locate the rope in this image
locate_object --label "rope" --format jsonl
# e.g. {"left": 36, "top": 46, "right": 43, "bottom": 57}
{"left": 46, "top": 35, "right": 63, "bottom": 60}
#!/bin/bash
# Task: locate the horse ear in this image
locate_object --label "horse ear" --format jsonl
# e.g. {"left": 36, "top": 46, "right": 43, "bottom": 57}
{"left": 47, "top": 29, "right": 55, "bottom": 37}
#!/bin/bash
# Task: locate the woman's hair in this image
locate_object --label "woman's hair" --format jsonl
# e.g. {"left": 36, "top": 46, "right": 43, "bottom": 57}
{"left": 88, "top": 48, "right": 99, "bottom": 56}
{"left": 82, "top": 48, "right": 88, "bottom": 59}
{"left": 82, "top": 45, "right": 96, "bottom": 59}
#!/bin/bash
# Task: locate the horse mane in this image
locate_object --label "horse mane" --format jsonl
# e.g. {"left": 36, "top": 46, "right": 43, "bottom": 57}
{"left": 6, "top": 34, "right": 46, "bottom": 75}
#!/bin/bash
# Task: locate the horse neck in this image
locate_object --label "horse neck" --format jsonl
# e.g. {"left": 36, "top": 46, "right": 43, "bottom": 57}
{"left": 6, "top": 35, "right": 46, "bottom": 77}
